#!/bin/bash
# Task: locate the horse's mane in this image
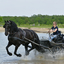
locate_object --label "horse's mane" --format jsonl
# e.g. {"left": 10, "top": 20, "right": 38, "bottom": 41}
{"left": 9, "top": 20, "right": 19, "bottom": 32}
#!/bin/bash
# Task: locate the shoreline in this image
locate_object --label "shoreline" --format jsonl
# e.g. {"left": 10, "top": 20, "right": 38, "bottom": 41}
{"left": 0, "top": 27, "right": 64, "bottom": 33}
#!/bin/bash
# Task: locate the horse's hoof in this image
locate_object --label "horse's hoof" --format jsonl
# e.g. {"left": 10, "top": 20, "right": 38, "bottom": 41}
{"left": 53, "top": 56, "right": 55, "bottom": 58}
{"left": 8, "top": 52, "right": 12, "bottom": 56}
{"left": 25, "top": 52, "right": 29, "bottom": 56}
{"left": 17, "top": 54, "right": 22, "bottom": 57}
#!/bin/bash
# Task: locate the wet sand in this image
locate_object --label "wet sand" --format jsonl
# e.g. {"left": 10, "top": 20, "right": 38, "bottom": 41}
{"left": 2, "top": 54, "right": 64, "bottom": 64}
{"left": 0, "top": 27, "right": 5, "bottom": 32}
{"left": 3, "top": 60, "right": 64, "bottom": 64}
{"left": 1, "top": 27, "right": 64, "bottom": 33}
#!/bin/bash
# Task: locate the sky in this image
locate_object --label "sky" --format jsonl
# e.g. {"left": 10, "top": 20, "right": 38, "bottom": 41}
{"left": 0, "top": 0, "right": 64, "bottom": 17}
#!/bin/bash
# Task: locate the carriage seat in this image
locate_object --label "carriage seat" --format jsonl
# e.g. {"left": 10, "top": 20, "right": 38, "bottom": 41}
{"left": 52, "top": 31, "right": 64, "bottom": 43}
{"left": 52, "top": 31, "right": 63, "bottom": 42}
{"left": 58, "top": 31, "right": 61, "bottom": 35}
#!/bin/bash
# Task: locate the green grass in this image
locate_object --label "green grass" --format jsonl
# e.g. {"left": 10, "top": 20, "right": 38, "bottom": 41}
{"left": 18, "top": 24, "right": 64, "bottom": 28}
{"left": 18, "top": 24, "right": 53, "bottom": 29}
{"left": 1, "top": 23, "right": 64, "bottom": 28}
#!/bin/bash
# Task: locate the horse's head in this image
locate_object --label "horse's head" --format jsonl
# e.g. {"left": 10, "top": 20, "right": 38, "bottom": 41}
{"left": 3, "top": 20, "right": 11, "bottom": 36}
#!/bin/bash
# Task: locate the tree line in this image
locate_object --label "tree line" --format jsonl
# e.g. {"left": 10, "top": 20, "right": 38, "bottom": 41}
{"left": 0, "top": 14, "right": 64, "bottom": 26}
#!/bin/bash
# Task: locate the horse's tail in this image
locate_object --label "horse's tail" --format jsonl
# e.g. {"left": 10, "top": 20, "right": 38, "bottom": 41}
{"left": 35, "top": 34, "right": 45, "bottom": 53}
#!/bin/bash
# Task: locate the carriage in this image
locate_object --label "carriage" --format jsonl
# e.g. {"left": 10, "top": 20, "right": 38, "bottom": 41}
{"left": 40, "top": 31, "right": 64, "bottom": 52}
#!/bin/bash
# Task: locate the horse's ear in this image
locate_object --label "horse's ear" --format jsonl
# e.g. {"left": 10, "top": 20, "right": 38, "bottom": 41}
{"left": 7, "top": 20, "right": 8, "bottom": 22}
{"left": 10, "top": 21, "right": 12, "bottom": 24}
{"left": 5, "top": 21, "right": 6, "bottom": 23}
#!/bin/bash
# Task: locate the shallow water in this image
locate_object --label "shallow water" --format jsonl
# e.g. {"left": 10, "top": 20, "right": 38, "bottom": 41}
{"left": 0, "top": 32, "right": 64, "bottom": 64}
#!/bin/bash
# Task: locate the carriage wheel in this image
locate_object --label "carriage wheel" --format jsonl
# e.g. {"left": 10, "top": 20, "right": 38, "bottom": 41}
{"left": 51, "top": 47, "right": 56, "bottom": 54}
{"left": 55, "top": 46, "right": 61, "bottom": 52}
{"left": 51, "top": 46, "right": 61, "bottom": 54}
{"left": 62, "top": 44, "right": 64, "bottom": 48}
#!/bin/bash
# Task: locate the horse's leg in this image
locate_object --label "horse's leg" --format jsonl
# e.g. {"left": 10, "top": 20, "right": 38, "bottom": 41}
{"left": 6, "top": 42, "right": 12, "bottom": 56}
{"left": 14, "top": 45, "right": 22, "bottom": 57}
{"left": 25, "top": 43, "right": 29, "bottom": 55}
{"left": 28, "top": 43, "right": 34, "bottom": 52}
{"left": 27, "top": 39, "right": 35, "bottom": 53}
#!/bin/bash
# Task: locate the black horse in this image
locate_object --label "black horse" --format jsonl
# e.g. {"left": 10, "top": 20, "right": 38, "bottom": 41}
{"left": 3, "top": 20, "right": 47, "bottom": 57}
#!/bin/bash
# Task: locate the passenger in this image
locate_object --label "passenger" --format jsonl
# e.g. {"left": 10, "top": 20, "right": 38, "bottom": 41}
{"left": 48, "top": 21, "right": 59, "bottom": 43}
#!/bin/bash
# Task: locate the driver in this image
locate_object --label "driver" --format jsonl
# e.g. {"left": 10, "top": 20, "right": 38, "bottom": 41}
{"left": 48, "top": 21, "right": 59, "bottom": 43}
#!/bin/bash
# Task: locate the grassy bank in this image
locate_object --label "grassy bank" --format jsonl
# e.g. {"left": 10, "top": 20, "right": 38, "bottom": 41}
{"left": 0, "top": 23, "right": 64, "bottom": 29}
{"left": 18, "top": 24, "right": 64, "bottom": 29}
{"left": 18, "top": 24, "right": 52, "bottom": 28}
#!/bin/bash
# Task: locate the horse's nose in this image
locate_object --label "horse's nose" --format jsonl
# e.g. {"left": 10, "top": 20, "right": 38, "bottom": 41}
{"left": 3, "top": 25, "right": 5, "bottom": 28}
